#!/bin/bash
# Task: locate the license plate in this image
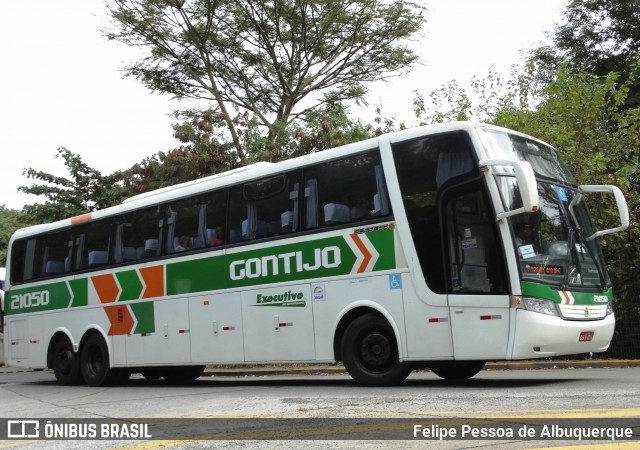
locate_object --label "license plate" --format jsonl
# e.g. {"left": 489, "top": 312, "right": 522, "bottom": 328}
{"left": 579, "top": 331, "right": 594, "bottom": 342}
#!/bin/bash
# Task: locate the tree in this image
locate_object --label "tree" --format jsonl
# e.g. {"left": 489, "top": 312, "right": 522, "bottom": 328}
{"left": 534, "top": 0, "right": 640, "bottom": 106}
{"left": 106, "top": 0, "right": 425, "bottom": 160}
{"left": 19, "top": 148, "right": 128, "bottom": 223}
{"left": 0, "top": 206, "right": 32, "bottom": 266}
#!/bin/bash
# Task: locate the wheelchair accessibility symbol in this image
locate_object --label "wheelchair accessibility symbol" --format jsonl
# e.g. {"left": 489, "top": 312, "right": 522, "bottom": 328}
{"left": 389, "top": 274, "right": 402, "bottom": 290}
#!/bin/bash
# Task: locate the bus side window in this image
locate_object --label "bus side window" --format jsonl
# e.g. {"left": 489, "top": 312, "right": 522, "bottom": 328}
{"left": 303, "top": 150, "right": 388, "bottom": 230}
{"left": 229, "top": 171, "right": 300, "bottom": 242}
{"left": 392, "top": 131, "right": 480, "bottom": 294}
{"left": 119, "top": 206, "right": 163, "bottom": 260}
{"left": 165, "top": 197, "right": 203, "bottom": 253}
{"left": 75, "top": 220, "right": 112, "bottom": 270}
{"left": 40, "top": 230, "right": 72, "bottom": 277}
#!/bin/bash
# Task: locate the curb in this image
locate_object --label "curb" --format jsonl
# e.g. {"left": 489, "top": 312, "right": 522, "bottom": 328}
{"left": 201, "top": 359, "right": 640, "bottom": 377}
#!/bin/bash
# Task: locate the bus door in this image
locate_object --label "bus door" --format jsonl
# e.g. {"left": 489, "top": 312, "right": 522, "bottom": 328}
{"left": 441, "top": 179, "right": 510, "bottom": 359}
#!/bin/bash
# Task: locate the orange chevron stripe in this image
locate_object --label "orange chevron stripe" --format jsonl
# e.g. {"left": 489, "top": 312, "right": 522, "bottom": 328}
{"left": 139, "top": 265, "right": 165, "bottom": 299}
{"left": 105, "top": 304, "right": 135, "bottom": 336}
{"left": 91, "top": 274, "right": 119, "bottom": 304}
{"left": 350, "top": 233, "right": 372, "bottom": 273}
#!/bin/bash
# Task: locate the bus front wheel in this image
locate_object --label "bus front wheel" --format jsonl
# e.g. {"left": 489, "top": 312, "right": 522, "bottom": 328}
{"left": 80, "top": 333, "right": 119, "bottom": 387}
{"left": 51, "top": 336, "right": 82, "bottom": 385}
{"left": 341, "top": 313, "right": 412, "bottom": 386}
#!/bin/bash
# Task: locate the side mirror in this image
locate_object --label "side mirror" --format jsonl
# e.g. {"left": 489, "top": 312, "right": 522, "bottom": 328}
{"left": 479, "top": 159, "right": 539, "bottom": 222}
{"left": 579, "top": 185, "right": 629, "bottom": 240}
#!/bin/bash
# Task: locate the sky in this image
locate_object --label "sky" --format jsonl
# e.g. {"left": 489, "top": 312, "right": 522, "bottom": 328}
{"left": 0, "top": 0, "right": 567, "bottom": 210}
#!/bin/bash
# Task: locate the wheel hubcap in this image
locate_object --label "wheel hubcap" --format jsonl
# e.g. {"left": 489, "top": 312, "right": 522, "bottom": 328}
{"left": 360, "top": 333, "right": 391, "bottom": 368}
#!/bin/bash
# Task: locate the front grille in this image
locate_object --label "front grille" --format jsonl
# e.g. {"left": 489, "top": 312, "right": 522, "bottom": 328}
{"left": 558, "top": 304, "right": 607, "bottom": 321}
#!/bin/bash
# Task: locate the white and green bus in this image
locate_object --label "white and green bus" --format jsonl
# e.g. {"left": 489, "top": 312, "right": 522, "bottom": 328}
{"left": 2, "top": 121, "right": 629, "bottom": 387}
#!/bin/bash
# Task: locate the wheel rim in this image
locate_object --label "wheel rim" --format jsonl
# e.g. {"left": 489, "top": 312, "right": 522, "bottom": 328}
{"left": 359, "top": 333, "right": 392, "bottom": 371}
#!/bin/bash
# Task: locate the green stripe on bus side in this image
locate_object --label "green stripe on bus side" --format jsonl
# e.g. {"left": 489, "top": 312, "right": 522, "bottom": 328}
{"left": 166, "top": 234, "right": 359, "bottom": 295}
{"left": 5, "top": 281, "right": 71, "bottom": 315}
{"left": 5, "top": 228, "right": 396, "bottom": 315}
{"left": 367, "top": 230, "right": 395, "bottom": 271}
{"left": 117, "top": 270, "right": 144, "bottom": 301}
{"left": 131, "top": 302, "right": 155, "bottom": 334}
{"left": 69, "top": 278, "right": 88, "bottom": 308}
{"left": 520, "top": 281, "right": 613, "bottom": 304}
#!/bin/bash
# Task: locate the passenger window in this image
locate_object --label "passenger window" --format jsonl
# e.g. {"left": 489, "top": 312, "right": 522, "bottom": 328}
{"left": 303, "top": 151, "right": 390, "bottom": 230}
{"left": 165, "top": 197, "right": 205, "bottom": 253}
{"left": 75, "top": 220, "right": 112, "bottom": 270}
{"left": 116, "top": 206, "right": 163, "bottom": 261}
{"left": 228, "top": 172, "right": 301, "bottom": 242}
{"left": 39, "top": 230, "right": 73, "bottom": 277}
{"left": 202, "top": 189, "right": 228, "bottom": 247}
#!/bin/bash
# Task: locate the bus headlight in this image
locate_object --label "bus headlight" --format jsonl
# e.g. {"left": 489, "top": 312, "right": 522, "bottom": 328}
{"left": 606, "top": 302, "right": 614, "bottom": 316}
{"left": 523, "top": 297, "right": 558, "bottom": 316}
{"left": 514, "top": 296, "right": 559, "bottom": 317}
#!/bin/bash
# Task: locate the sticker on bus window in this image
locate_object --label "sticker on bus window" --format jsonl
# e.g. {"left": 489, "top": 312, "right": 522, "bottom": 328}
{"left": 462, "top": 238, "right": 477, "bottom": 250}
{"left": 556, "top": 186, "right": 568, "bottom": 202}
{"left": 518, "top": 244, "right": 536, "bottom": 259}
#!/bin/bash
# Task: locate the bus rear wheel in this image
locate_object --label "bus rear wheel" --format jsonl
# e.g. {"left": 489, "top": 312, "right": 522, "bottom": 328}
{"left": 52, "top": 337, "right": 82, "bottom": 385}
{"left": 341, "top": 313, "right": 412, "bottom": 386}
{"left": 80, "top": 333, "right": 119, "bottom": 387}
{"left": 430, "top": 361, "right": 485, "bottom": 381}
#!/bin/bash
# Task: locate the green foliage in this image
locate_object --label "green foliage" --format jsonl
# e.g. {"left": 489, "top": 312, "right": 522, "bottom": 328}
{"left": 496, "top": 64, "right": 640, "bottom": 357}
{"left": 106, "top": 0, "right": 425, "bottom": 160}
{"left": 18, "top": 148, "right": 128, "bottom": 223}
{"left": 533, "top": 0, "right": 640, "bottom": 107}
{"left": 0, "top": 206, "right": 31, "bottom": 266}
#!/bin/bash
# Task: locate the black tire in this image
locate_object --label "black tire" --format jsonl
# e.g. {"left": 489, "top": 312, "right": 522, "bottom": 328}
{"left": 51, "top": 337, "right": 82, "bottom": 385}
{"left": 430, "top": 361, "right": 485, "bottom": 381}
{"left": 163, "top": 366, "right": 206, "bottom": 383}
{"left": 341, "top": 313, "right": 413, "bottom": 386}
{"left": 80, "top": 333, "right": 118, "bottom": 387}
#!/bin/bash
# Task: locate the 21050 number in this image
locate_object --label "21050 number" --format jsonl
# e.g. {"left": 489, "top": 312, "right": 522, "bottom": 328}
{"left": 10, "top": 291, "right": 50, "bottom": 310}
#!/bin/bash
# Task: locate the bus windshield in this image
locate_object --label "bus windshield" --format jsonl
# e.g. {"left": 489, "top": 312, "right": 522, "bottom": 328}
{"left": 498, "top": 177, "right": 610, "bottom": 290}
{"left": 480, "top": 127, "right": 610, "bottom": 290}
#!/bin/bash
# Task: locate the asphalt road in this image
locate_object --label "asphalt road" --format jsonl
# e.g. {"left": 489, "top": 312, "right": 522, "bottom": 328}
{"left": 0, "top": 366, "right": 639, "bottom": 449}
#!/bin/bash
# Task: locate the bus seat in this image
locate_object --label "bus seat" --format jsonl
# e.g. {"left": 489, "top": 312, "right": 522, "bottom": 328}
{"left": 281, "top": 211, "right": 294, "bottom": 232}
{"left": 88, "top": 251, "right": 108, "bottom": 268}
{"left": 144, "top": 239, "right": 159, "bottom": 257}
{"left": 350, "top": 205, "right": 368, "bottom": 220}
{"left": 122, "top": 246, "right": 138, "bottom": 261}
{"left": 241, "top": 219, "right": 268, "bottom": 239}
{"left": 45, "top": 260, "right": 65, "bottom": 275}
{"left": 324, "top": 203, "right": 350, "bottom": 225}
{"left": 205, "top": 228, "right": 216, "bottom": 244}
